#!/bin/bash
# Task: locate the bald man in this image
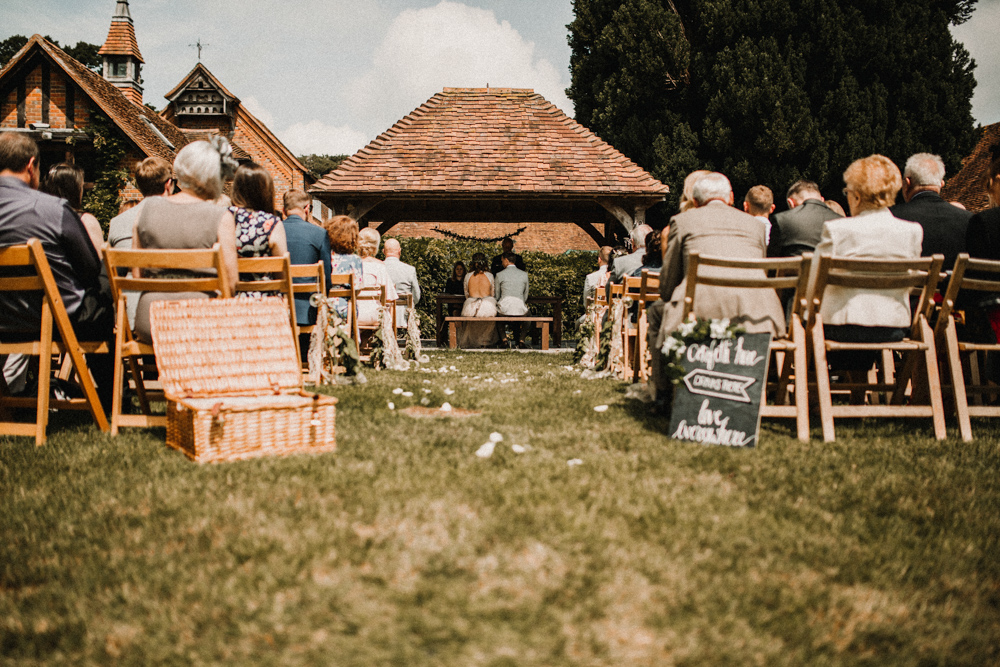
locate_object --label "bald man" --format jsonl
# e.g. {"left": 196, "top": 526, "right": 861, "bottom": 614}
{"left": 383, "top": 238, "right": 421, "bottom": 326}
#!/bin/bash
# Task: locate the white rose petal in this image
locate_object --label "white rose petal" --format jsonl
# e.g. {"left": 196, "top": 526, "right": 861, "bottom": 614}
{"left": 593, "top": 405, "right": 609, "bottom": 412}
{"left": 567, "top": 458, "right": 583, "bottom": 467}
{"left": 423, "top": 380, "right": 431, "bottom": 384}
{"left": 511, "top": 444, "right": 526, "bottom": 454}
{"left": 387, "top": 401, "right": 395, "bottom": 410}
{"left": 574, "top": 390, "right": 582, "bottom": 395}
{"left": 450, "top": 366, "right": 457, "bottom": 371}
{"left": 440, "top": 402, "right": 452, "bottom": 412}
{"left": 489, "top": 432, "right": 504, "bottom": 443}
{"left": 402, "top": 391, "right": 413, "bottom": 398}
{"left": 420, "top": 397, "right": 430, "bottom": 405}
{"left": 422, "top": 388, "right": 431, "bottom": 394}
{"left": 392, "top": 388, "right": 403, "bottom": 395}
{"left": 475, "top": 442, "right": 496, "bottom": 458}
{"left": 444, "top": 388, "right": 455, "bottom": 395}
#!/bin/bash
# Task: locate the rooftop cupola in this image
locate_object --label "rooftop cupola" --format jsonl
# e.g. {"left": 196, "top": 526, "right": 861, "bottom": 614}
{"left": 98, "top": 0, "right": 144, "bottom": 105}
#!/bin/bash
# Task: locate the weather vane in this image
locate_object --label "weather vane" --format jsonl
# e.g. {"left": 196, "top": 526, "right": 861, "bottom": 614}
{"left": 189, "top": 39, "right": 209, "bottom": 61}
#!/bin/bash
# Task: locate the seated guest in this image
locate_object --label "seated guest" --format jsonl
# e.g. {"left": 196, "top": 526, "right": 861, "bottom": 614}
{"left": 40, "top": 163, "right": 104, "bottom": 255}
{"left": 495, "top": 252, "right": 530, "bottom": 347}
{"left": 890, "top": 152, "right": 971, "bottom": 269}
{"left": 459, "top": 252, "right": 498, "bottom": 348}
{"left": 323, "top": 215, "right": 362, "bottom": 319}
{"left": 132, "top": 137, "right": 239, "bottom": 342}
{"left": 815, "top": 154, "right": 922, "bottom": 367}
{"left": 966, "top": 142, "right": 1000, "bottom": 258}
{"left": 230, "top": 162, "right": 287, "bottom": 262}
{"left": 282, "top": 189, "right": 331, "bottom": 327}
{"left": 608, "top": 223, "right": 653, "bottom": 289}
{"left": 356, "top": 227, "right": 397, "bottom": 327}
{"left": 768, "top": 179, "right": 842, "bottom": 257}
{"left": 629, "top": 230, "right": 663, "bottom": 277}
{"left": 383, "top": 238, "right": 420, "bottom": 326}
{"left": 648, "top": 171, "right": 785, "bottom": 403}
{"left": 583, "top": 246, "right": 612, "bottom": 305}
{"left": 0, "top": 132, "right": 115, "bottom": 409}
{"left": 108, "top": 156, "right": 174, "bottom": 250}
{"left": 491, "top": 236, "right": 525, "bottom": 275}
{"left": 742, "top": 185, "right": 775, "bottom": 245}
{"left": 678, "top": 170, "right": 711, "bottom": 213}
{"left": 444, "top": 260, "right": 466, "bottom": 316}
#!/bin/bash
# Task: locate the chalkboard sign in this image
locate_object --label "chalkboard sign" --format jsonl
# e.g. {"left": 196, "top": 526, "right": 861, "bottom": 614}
{"left": 667, "top": 332, "right": 772, "bottom": 448}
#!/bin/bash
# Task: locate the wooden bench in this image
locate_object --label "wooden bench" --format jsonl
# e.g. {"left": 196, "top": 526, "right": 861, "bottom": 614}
{"left": 445, "top": 316, "right": 554, "bottom": 350}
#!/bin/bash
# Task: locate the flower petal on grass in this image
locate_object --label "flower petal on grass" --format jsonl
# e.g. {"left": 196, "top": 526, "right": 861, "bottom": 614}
{"left": 511, "top": 444, "right": 526, "bottom": 453}
{"left": 420, "top": 397, "right": 430, "bottom": 406}
{"left": 489, "top": 432, "right": 503, "bottom": 443}
{"left": 392, "top": 388, "right": 403, "bottom": 395}
{"left": 567, "top": 458, "right": 583, "bottom": 466}
{"left": 402, "top": 391, "right": 413, "bottom": 398}
{"left": 387, "top": 401, "right": 395, "bottom": 410}
{"left": 593, "top": 405, "right": 609, "bottom": 412}
{"left": 440, "top": 402, "right": 452, "bottom": 412}
{"left": 476, "top": 442, "right": 496, "bottom": 458}
{"left": 444, "top": 389, "right": 455, "bottom": 395}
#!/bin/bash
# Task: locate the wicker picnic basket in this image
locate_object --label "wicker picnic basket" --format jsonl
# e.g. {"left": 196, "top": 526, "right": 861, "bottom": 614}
{"left": 149, "top": 297, "right": 337, "bottom": 463}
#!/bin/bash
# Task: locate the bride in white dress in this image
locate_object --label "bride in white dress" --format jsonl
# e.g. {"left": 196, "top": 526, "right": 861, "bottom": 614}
{"left": 458, "top": 252, "right": 499, "bottom": 348}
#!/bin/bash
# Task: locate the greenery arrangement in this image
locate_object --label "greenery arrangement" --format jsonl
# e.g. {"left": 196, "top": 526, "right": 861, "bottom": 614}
{"left": 660, "top": 315, "right": 746, "bottom": 385}
{"left": 429, "top": 226, "right": 527, "bottom": 243}
{"left": 81, "top": 112, "right": 130, "bottom": 231}
{"left": 567, "top": 0, "right": 978, "bottom": 213}
{"left": 389, "top": 236, "right": 597, "bottom": 341}
{"left": 297, "top": 154, "right": 348, "bottom": 179}
{"left": 2, "top": 350, "right": 999, "bottom": 663}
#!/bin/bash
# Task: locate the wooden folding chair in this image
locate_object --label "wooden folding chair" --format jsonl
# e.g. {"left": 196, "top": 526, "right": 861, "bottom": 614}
{"left": 327, "top": 272, "right": 361, "bottom": 347}
{"left": 103, "top": 244, "right": 232, "bottom": 435}
{"left": 632, "top": 269, "right": 660, "bottom": 383}
{"left": 0, "top": 239, "right": 110, "bottom": 444}
{"left": 620, "top": 275, "right": 645, "bottom": 379}
{"left": 355, "top": 283, "right": 388, "bottom": 360}
{"left": 236, "top": 254, "right": 299, "bottom": 360}
{"left": 396, "top": 293, "right": 414, "bottom": 335}
{"left": 681, "top": 252, "right": 812, "bottom": 442}
{"left": 289, "top": 261, "right": 326, "bottom": 366}
{"left": 809, "top": 254, "right": 946, "bottom": 442}
{"left": 934, "top": 254, "right": 1000, "bottom": 441}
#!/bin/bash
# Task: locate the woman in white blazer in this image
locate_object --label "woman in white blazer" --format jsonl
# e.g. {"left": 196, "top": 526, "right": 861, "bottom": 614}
{"left": 814, "top": 154, "right": 923, "bottom": 367}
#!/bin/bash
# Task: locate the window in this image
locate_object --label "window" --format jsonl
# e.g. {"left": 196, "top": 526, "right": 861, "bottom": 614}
{"left": 111, "top": 59, "right": 128, "bottom": 77}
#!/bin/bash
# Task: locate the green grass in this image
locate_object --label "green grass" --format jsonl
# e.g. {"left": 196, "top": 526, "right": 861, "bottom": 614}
{"left": 2, "top": 350, "right": 999, "bottom": 665}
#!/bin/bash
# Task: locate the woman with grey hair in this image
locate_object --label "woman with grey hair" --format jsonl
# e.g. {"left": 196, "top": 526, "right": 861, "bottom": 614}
{"left": 356, "top": 226, "right": 397, "bottom": 326}
{"left": 130, "top": 136, "right": 239, "bottom": 341}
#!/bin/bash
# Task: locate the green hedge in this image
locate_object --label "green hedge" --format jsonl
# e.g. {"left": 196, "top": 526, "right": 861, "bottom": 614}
{"left": 387, "top": 237, "right": 597, "bottom": 342}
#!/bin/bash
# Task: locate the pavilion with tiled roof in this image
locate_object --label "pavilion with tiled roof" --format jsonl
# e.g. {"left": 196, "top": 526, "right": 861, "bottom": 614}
{"left": 311, "top": 88, "right": 669, "bottom": 244}
{"left": 941, "top": 122, "right": 1000, "bottom": 212}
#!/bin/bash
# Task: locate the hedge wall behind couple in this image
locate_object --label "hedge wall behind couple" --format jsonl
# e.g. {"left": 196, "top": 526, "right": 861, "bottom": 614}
{"left": 387, "top": 237, "right": 597, "bottom": 343}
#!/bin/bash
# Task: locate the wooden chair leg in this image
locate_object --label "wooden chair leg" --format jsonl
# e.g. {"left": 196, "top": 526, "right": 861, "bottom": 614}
{"left": 921, "top": 320, "right": 947, "bottom": 440}
{"left": 111, "top": 307, "right": 127, "bottom": 436}
{"left": 944, "top": 322, "right": 972, "bottom": 441}
{"left": 812, "top": 325, "right": 835, "bottom": 443}
{"left": 969, "top": 352, "right": 983, "bottom": 405}
{"left": 35, "top": 306, "right": 53, "bottom": 446}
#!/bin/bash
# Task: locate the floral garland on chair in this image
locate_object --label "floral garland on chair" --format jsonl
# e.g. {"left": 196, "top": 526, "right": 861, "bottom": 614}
{"left": 659, "top": 315, "right": 745, "bottom": 385}
{"left": 369, "top": 302, "right": 409, "bottom": 371}
{"left": 307, "top": 296, "right": 362, "bottom": 385}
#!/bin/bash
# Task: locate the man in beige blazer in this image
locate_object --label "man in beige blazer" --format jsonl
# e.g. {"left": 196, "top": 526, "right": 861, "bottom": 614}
{"left": 648, "top": 172, "right": 786, "bottom": 404}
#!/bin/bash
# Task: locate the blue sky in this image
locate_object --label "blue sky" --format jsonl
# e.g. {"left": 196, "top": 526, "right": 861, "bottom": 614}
{"left": 3, "top": 0, "right": 997, "bottom": 157}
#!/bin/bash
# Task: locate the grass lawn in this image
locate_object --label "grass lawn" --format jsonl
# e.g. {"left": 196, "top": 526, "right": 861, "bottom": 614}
{"left": 2, "top": 350, "right": 999, "bottom": 665}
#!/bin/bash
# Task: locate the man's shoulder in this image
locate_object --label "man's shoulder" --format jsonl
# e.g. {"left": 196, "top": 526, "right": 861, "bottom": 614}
{"left": 891, "top": 193, "right": 972, "bottom": 223}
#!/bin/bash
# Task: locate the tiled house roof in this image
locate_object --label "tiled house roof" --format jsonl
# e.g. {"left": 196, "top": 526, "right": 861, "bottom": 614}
{"left": 164, "top": 63, "right": 238, "bottom": 103}
{"left": 941, "top": 122, "right": 1000, "bottom": 213}
{"left": 30, "top": 36, "right": 183, "bottom": 160}
{"left": 313, "top": 88, "right": 668, "bottom": 197}
{"left": 97, "top": 19, "right": 144, "bottom": 63}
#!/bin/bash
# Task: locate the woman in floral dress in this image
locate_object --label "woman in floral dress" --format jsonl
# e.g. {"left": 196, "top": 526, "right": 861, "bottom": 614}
{"left": 323, "top": 215, "right": 363, "bottom": 319}
{"left": 229, "top": 162, "right": 287, "bottom": 295}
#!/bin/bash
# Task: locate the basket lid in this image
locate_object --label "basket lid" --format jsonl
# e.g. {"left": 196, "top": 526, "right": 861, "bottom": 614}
{"left": 149, "top": 297, "right": 302, "bottom": 398}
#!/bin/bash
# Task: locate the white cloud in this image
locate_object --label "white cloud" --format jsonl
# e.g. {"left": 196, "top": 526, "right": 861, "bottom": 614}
{"left": 240, "top": 95, "right": 276, "bottom": 128}
{"left": 346, "top": 0, "right": 573, "bottom": 136}
{"left": 279, "top": 120, "right": 370, "bottom": 157}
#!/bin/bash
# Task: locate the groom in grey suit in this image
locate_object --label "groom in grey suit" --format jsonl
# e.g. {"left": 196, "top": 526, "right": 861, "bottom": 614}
{"left": 383, "top": 238, "right": 421, "bottom": 326}
{"left": 494, "top": 253, "right": 530, "bottom": 347}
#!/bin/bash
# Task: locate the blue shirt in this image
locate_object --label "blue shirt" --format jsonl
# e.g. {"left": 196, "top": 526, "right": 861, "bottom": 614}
{"left": 282, "top": 214, "right": 332, "bottom": 325}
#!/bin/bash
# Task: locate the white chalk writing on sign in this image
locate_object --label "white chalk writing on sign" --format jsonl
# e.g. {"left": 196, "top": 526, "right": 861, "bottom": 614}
{"left": 685, "top": 337, "right": 766, "bottom": 371}
{"left": 670, "top": 399, "right": 751, "bottom": 447}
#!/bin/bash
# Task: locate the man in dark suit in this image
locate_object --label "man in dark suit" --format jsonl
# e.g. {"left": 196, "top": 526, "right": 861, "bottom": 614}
{"left": 281, "top": 190, "right": 332, "bottom": 328}
{"left": 490, "top": 237, "right": 525, "bottom": 275}
{"left": 767, "top": 179, "right": 842, "bottom": 257}
{"left": 890, "top": 153, "right": 971, "bottom": 269}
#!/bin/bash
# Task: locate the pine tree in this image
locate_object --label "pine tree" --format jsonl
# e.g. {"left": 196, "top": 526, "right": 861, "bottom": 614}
{"left": 567, "top": 0, "right": 978, "bottom": 210}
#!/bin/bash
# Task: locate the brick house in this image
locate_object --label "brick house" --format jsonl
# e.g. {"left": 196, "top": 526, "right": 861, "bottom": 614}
{"left": 310, "top": 88, "right": 669, "bottom": 252}
{"left": 0, "top": 0, "right": 311, "bottom": 215}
